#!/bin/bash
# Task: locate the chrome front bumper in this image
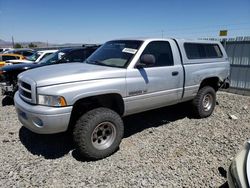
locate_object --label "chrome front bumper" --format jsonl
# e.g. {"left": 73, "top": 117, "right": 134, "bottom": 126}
{"left": 14, "top": 91, "right": 73, "bottom": 134}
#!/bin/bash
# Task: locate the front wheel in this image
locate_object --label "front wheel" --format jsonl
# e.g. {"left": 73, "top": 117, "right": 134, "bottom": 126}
{"left": 73, "top": 107, "right": 124, "bottom": 160}
{"left": 192, "top": 86, "right": 216, "bottom": 118}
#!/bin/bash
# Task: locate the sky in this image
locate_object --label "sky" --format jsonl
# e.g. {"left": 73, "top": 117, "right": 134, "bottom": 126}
{"left": 0, "top": 0, "right": 250, "bottom": 44}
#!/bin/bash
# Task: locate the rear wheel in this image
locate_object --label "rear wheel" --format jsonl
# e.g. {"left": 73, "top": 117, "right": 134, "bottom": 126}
{"left": 192, "top": 86, "right": 216, "bottom": 118}
{"left": 73, "top": 107, "right": 124, "bottom": 160}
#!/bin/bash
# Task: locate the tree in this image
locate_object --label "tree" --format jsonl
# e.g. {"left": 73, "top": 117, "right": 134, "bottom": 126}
{"left": 14, "top": 43, "right": 22, "bottom": 48}
{"left": 28, "top": 42, "right": 37, "bottom": 48}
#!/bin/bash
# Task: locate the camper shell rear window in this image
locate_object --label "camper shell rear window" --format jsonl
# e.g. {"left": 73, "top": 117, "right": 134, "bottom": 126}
{"left": 184, "top": 43, "right": 223, "bottom": 59}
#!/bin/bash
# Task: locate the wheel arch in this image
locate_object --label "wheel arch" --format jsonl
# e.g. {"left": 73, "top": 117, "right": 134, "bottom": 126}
{"left": 199, "top": 77, "right": 220, "bottom": 91}
{"left": 68, "top": 93, "right": 125, "bottom": 131}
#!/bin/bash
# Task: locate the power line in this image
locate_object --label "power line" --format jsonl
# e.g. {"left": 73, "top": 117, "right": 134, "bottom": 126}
{"left": 162, "top": 22, "right": 250, "bottom": 33}
{"left": 123, "top": 26, "right": 250, "bottom": 39}
{"left": 165, "top": 27, "right": 250, "bottom": 35}
{"left": 123, "top": 22, "right": 250, "bottom": 37}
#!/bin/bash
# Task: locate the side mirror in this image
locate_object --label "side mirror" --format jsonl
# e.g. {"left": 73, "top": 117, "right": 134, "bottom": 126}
{"left": 137, "top": 54, "right": 155, "bottom": 68}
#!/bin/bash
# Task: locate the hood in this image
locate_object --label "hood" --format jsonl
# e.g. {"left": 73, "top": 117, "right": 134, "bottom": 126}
{"left": 19, "top": 63, "right": 126, "bottom": 87}
{"left": 2, "top": 63, "right": 39, "bottom": 72}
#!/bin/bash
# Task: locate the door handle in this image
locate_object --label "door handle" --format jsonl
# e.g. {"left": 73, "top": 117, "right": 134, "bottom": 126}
{"left": 172, "top": 71, "right": 179, "bottom": 76}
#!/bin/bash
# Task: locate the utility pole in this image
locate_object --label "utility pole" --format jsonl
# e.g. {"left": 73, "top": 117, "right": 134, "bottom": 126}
{"left": 47, "top": 40, "right": 48, "bottom": 47}
{"left": 161, "top": 30, "right": 164, "bottom": 38}
{"left": 12, "top": 36, "right": 15, "bottom": 48}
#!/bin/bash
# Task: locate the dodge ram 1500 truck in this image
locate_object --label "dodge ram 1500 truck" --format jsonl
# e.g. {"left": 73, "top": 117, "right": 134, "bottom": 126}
{"left": 14, "top": 38, "right": 230, "bottom": 160}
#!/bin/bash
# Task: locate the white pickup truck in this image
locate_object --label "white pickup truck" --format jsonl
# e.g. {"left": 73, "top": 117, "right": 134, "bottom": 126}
{"left": 14, "top": 38, "right": 230, "bottom": 160}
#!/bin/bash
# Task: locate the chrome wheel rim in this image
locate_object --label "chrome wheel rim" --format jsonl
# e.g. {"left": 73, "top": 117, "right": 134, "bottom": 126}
{"left": 91, "top": 122, "right": 116, "bottom": 150}
{"left": 202, "top": 93, "right": 213, "bottom": 111}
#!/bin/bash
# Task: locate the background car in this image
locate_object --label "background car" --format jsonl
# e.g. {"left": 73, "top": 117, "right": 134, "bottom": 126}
{"left": 6, "top": 49, "right": 58, "bottom": 64}
{"left": 0, "top": 45, "right": 100, "bottom": 98}
{"left": 4, "top": 48, "right": 36, "bottom": 57}
{"left": 0, "top": 48, "right": 13, "bottom": 53}
{"left": 0, "top": 54, "right": 26, "bottom": 67}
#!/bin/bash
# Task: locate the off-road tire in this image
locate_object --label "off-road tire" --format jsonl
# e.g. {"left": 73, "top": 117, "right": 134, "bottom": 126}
{"left": 2, "top": 95, "right": 14, "bottom": 106}
{"left": 192, "top": 86, "right": 216, "bottom": 118}
{"left": 73, "top": 107, "right": 124, "bottom": 160}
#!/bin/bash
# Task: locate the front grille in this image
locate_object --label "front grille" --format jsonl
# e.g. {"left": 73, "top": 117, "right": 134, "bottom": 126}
{"left": 20, "top": 81, "right": 31, "bottom": 90}
{"left": 19, "top": 88, "right": 31, "bottom": 99}
{"left": 19, "top": 80, "right": 32, "bottom": 102}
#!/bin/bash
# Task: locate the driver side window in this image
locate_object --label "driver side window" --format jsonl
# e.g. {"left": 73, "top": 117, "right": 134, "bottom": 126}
{"left": 141, "top": 41, "right": 174, "bottom": 67}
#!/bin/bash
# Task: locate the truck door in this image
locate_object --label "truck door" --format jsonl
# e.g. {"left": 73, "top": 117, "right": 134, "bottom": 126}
{"left": 125, "top": 41, "right": 183, "bottom": 114}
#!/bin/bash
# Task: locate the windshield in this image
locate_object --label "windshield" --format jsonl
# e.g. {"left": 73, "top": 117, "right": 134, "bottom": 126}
{"left": 86, "top": 40, "right": 142, "bottom": 68}
{"left": 26, "top": 52, "right": 41, "bottom": 61}
{"left": 39, "top": 51, "right": 65, "bottom": 65}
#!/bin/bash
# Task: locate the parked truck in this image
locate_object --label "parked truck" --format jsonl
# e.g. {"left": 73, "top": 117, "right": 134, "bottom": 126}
{"left": 14, "top": 38, "right": 230, "bottom": 160}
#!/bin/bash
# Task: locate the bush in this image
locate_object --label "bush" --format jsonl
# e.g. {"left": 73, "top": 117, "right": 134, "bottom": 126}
{"left": 14, "top": 43, "right": 22, "bottom": 48}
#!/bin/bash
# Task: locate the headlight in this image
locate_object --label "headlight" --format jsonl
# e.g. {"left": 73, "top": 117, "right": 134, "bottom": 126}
{"left": 37, "top": 94, "right": 67, "bottom": 107}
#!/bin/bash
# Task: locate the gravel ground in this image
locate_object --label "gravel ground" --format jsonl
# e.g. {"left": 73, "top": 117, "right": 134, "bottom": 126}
{"left": 0, "top": 92, "right": 249, "bottom": 187}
